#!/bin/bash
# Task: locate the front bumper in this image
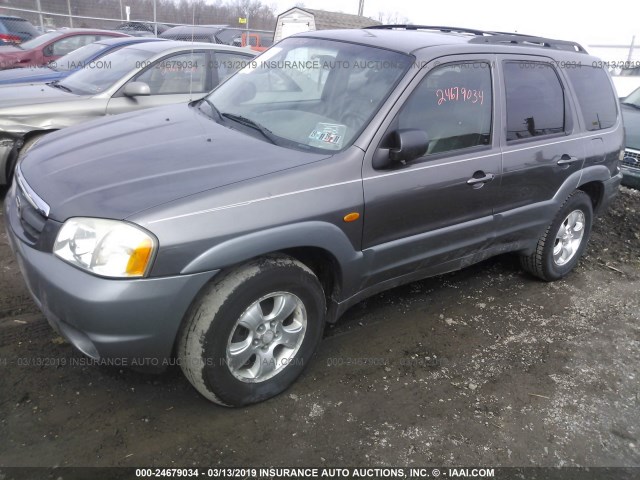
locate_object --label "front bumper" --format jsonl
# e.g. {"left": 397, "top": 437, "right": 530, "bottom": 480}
{"left": 5, "top": 183, "right": 218, "bottom": 370}
{"left": 621, "top": 148, "right": 640, "bottom": 189}
{"left": 621, "top": 166, "right": 640, "bottom": 189}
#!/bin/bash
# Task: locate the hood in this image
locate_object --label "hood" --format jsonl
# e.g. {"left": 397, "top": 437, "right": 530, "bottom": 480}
{"left": 622, "top": 103, "right": 640, "bottom": 150}
{"left": 20, "top": 103, "right": 330, "bottom": 221}
{"left": 0, "top": 83, "right": 80, "bottom": 109}
{"left": 0, "top": 66, "right": 62, "bottom": 85}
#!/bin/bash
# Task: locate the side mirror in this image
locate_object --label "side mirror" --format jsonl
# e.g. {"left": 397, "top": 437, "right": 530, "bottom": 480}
{"left": 43, "top": 45, "right": 53, "bottom": 57}
{"left": 123, "top": 81, "right": 151, "bottom": 97}
{"left": 373, "top": 129, "right": 429, "bottom": 169}
{"left": 390, "top": 129, "right": 429, "bottom": 162}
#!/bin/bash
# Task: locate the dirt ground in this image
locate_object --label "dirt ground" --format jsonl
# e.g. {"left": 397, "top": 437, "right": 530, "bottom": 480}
{"left": 0, "top": 188, "right": 639, "bottom": 469}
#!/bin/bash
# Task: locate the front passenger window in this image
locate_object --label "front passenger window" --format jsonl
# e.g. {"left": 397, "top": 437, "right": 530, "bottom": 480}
{"left": 396, "top": 62, "right": 493, "bottom": 156}
{"left": 215, "top": 53, "right": 252, "bottom": 83}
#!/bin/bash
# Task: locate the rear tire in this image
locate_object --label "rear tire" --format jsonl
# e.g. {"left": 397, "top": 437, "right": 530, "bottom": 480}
{"left": 520, "top": 190, "right": 593, "bottom": 281}
{"left": 178, "top": 255, "right": 325, "bottom": 406}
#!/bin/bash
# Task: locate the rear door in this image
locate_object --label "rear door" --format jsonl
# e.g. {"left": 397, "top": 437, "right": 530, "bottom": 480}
{"left": 361, "top": 55, "right": 502, "bottom": 287}
{"left": 495, "top": 56, "right": 584, "bottom": 215}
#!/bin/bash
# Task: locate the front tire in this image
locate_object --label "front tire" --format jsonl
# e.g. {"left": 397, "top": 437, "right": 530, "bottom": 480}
{"left": 520, "top": 190, "right": 593, "bottom": 281}
{"left": 178, "top": 255, "right": 325, "bottom": 406}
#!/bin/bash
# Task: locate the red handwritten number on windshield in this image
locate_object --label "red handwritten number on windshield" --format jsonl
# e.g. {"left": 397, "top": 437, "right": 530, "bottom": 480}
{"left": 436, "top": 87, "right": 484, "bottom": 105}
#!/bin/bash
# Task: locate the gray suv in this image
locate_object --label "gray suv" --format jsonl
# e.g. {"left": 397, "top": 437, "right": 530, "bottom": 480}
{"left": 5, "top": 26, "right": 624, "bottom": 406}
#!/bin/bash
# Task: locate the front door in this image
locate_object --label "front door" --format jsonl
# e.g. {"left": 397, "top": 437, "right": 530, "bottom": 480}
{"left": 361, "top": 56, "right": 502, "bottom": 287}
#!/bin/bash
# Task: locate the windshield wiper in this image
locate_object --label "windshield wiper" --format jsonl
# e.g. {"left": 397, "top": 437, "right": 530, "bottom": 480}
{"left": 47, "top": 81, "right": 72, "bottom": 93}
{"left": 221, "top": 112, "right": 278, "bottom": 145}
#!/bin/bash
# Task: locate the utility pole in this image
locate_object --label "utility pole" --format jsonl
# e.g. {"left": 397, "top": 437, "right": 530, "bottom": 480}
{"left": 35, "top": 0, "right": 44, "bottom": 30}
{"left": 153, "top": 0, "right": 157, "bottom": 36}
{"left": 358, "top": 0, "right": 364, "bottom": 16}
{"left": 628, "top": 35, "right": 636, "bottom": 62}
{"left": 67, "top": 0, "right": 73, "bottom": 27}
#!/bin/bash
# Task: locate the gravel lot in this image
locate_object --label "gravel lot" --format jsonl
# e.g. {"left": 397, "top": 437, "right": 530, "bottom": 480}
{"left": 0, "top": 188, "right": 638, "bottom": 468}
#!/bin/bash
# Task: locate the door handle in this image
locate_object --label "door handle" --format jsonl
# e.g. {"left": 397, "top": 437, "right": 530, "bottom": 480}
{"left": 467, "top": 172, "right": 495, "bottom": 186}
{"left": 556, "top": 154, "right": 580, "bottom": 166}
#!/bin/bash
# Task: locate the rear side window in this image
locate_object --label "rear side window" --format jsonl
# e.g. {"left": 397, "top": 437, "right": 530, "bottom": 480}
{"left": 215, "top": 52, "right": 252, "bottom": 83}
{"left": 135, "top": 51, "right": 208, "bottom": 94}
{"left": 503, "top": 61, "right": 565, "bottom": 141}
{"left": 566, "top": 66, "right": 617, "bottom": 131}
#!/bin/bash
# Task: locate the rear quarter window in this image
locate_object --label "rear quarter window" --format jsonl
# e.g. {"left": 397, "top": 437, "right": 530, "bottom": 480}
{"left": 566, "top": 65, "right": 618, "bottom": 131}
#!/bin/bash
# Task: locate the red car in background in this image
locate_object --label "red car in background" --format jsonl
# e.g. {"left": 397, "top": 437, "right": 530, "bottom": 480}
{"left": 0, "top": 28, "right": 128, "bottom": 70}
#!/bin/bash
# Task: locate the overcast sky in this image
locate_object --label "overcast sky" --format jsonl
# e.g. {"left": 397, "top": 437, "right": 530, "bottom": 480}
{"left": 266, "top": 0, "right": 638, "bottom": 50}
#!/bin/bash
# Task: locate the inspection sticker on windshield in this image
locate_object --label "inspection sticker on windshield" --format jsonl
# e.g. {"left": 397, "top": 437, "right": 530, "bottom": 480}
{"left": 309, "top": 123, "right": 346, "bottom": 150}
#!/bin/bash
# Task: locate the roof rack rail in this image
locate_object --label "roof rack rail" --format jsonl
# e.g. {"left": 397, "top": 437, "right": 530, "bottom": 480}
{"left": 364, "top": 25, "right": 486, "bottom": 36}
{"left": 470, "top": 34, "right": 587, "bottom": 53}
{"left": 364, "top": 25, "right": 588, "bottom": 53}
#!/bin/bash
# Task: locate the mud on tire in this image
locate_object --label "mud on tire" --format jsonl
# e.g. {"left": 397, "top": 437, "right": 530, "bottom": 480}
{"left": 177, "top": 255, "right": 325, "bottom": 407}
{"left": 520, "top": 190, "right": 593, "bottom": 282}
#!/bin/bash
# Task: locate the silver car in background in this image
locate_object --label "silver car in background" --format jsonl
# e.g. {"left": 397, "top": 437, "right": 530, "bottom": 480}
{"left": 0, "top": 40, "right": 255, "bottom": 185}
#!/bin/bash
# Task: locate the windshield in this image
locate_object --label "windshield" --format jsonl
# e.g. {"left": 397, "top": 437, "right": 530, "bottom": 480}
{"left": 624, "top": 87, "right": 640, "bottom": 107}
{"left": 205, "top": 37, "right": 412, "bottom": 152}
{"left": 59, "top": 47, "right": 154, "bottom": 95}
{"left": 53, "top": 42, "right": 109, "bottom": 71}
{"left": 20, "top": 30, "right": 62, "bottom": 50}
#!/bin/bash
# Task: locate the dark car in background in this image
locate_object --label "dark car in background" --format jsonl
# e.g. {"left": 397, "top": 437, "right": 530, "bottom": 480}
{"left": 114, "top": 21, "right": 171, "bottom": 37}
{"left": 160, "top": 25, "right": 272, "bottom": 51}
{"left": 0, "top": 36, "right": 166, "bottom": 85}
{"left": 0, "top": 28, "right": 128, "bottom": 70}
{"left": 0, "top": 15, "right": 39, "bottom": 45}
{"left": 621, "top": 86, "right": 640, "bottom": 188}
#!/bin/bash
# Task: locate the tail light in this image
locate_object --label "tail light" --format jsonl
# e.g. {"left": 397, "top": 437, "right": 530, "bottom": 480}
{"left": 0, "top": 34, "right": 21, "bottom": 44}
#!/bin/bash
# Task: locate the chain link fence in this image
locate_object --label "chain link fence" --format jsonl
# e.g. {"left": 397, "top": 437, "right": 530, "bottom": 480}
{"left": 0, "top": 0, "right": 277, "bottom": 35}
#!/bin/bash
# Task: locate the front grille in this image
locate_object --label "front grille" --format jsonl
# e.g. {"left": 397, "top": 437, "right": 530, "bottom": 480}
{"left": 16, "top": 183, "right": 46, "bottom": 244}
{"left": 622, "top": 149, "right": 640, "bottom": 170}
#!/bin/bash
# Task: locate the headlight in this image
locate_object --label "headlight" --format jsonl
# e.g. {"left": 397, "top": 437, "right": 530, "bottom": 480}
{"left": 53, "top": 218, "right": 157, "bottom": 278}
